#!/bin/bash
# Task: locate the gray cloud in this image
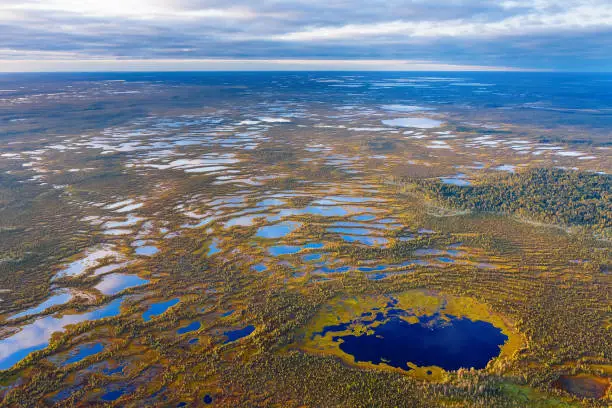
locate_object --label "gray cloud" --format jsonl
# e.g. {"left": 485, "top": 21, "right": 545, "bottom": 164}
{"left": 0, "top": 0, "right": 610, "bottom": 70}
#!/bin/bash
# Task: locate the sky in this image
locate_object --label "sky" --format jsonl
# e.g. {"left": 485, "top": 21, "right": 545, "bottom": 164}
{"left": 1, "top": 0, "right": 611, "bottom": 72}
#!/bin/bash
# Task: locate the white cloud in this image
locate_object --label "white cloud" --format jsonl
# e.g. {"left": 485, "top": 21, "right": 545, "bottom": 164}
{"left": 1, "top": 0, "right": 263, "bottom": 20}
{"left": 271, "top": 4, "right": 612, "bottom": 41}
{"left": 0, "top": 0, "right": 609, "bottom": 70}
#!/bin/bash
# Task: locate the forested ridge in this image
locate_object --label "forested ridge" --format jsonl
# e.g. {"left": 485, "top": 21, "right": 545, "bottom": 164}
{"left": 407, "top": 168, "right": 611, "bottom": 234}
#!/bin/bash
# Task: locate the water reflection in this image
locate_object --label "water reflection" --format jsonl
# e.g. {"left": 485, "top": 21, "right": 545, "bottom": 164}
{"left": 8, "top": 290, "right": 73, "bottom": 321}
{"left": 94, "top": 273, "right": 149, "bottom": 295}
{"left": 142, "top": 298, "right": 180, "bottom": 322}
{"left": 0, "top": 298, "right": 124, "bottom": 370}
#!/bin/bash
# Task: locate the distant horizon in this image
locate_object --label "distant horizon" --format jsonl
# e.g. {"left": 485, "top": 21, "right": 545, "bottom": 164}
{"left": 0, "top": 58, "right": 568, "bottom": 74}
{"left": 3, "top": 69, "right": 611, "bottom": 74}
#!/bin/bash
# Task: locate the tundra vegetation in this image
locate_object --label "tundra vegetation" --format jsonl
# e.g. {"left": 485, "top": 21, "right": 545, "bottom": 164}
{"left": 0, "top": 73, "right": 610, "bottom": 407}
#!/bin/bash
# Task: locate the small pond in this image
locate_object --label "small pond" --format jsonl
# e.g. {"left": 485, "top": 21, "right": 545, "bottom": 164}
{"left": 142, "top": 298, "right": 180, "bottom": 322}
{"left": 135, "top": 245, "right": 159, "bottom": 256}
{"left": 554, "top": 374, "right": 610, "bottom": 399}
{"left": 256, "top": 221, "right": 301, "bottom": 239}
{"left": 94, "top": 273, "right": 149, "bottom": 296}
{"left": 57, "top": 342, "right": 105, "bottom": 366}
{"left": 223, "top": 325, "right": 255, "bottom": 343}
{"left": 177, "top": 321, "right": 201, "bottom": 335}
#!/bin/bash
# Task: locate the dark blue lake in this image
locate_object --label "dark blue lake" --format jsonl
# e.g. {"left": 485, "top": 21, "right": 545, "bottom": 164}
{"left": 177, "top": 321, "right": 201, "bottom": 335}
{"left": 325, "top": 314, "right": 507, "bottom": 371}
{"left": 223, "top": 325, "right": 255, "bottom": 343}
{"left": 101, "top": 389, "right": 126, "bottom": 402}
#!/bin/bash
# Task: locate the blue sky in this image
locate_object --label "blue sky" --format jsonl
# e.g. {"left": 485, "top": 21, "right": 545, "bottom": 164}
{"left": 1, "top": 0, "right": 611, "bottom": 71}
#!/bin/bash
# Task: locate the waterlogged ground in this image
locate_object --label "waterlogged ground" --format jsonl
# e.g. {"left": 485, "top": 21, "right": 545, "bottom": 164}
{"left": 0, "top": 72, "right": 610, "bottom": 407}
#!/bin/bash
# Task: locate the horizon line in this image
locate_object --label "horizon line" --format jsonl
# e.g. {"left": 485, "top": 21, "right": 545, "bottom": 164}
{"left": 0, "top": 58, "right": 555, "bottom": 73}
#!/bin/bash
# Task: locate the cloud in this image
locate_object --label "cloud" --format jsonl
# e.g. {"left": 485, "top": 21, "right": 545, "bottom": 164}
{"left": 270, "top": 4, "right": 612, "bottom": 41}
{"left": 0, "top": 0, "right": 610, "bottom": 71}
{"left": 1, "top": 0, "right": 266, "bottom": 20}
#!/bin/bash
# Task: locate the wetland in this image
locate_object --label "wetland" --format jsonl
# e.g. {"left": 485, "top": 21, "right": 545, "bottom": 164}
{"left": 0, "top": 72, "right": 610, "bottom": 407}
